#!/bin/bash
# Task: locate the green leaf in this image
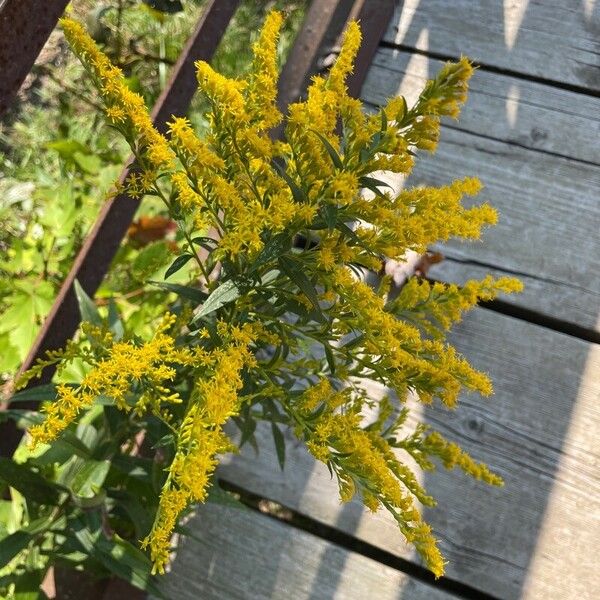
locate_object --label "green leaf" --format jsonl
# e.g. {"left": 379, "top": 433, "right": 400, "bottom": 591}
{"left": 131, "top": 241, "right": 171, "bottom": 279}
{"left": 164, "top": 253, "right": 194, "bottom": 279}
{"left": 1, "top": 293, "right": 36, "bottom": 361}
{"left": 271, "top": 422, "right": 286, "bottom": 470}
{"left": 192, "top": 279, "right": 243, "bottom": 322}
{"left": 251, "top": 234, "right": 292, "bottom": 272}
{"left": 380, "top": 108, "right": 388, "bottom": 133}
{"left": 45, "top": 139, "right": 89, "bottom": 160}
{"left": 191, "top": 236, "right": 218, "bottom": 250}
{"left": 148, "top": 280, "right": 208, "bottom": 304}
{"left": 234, "top": 413, "right": 257, "bottom": 448}
{"left": 359, "top": 176, "right": 392, "bottom": 198}
{"left": 70, "top": 459, "right": 110, "bottom": 499}
{"left": 13, "top": 569, "right": 46, "bottom": 600}
{"left": 9, "top": 384, "right": 60, "bottom": 404}
{"left": 278, "top": 257, "right": 321, "bottom": 313}
{"left": 321, "top": 204, "right": 338, "bottom": 230}
{"left": 98, "top": 535, "right": 164, "bottom": 596}
{"left": 33, "top": 432, "right": 91, "bottom": 467}
{"left": 107, "top": 298, "right": 124, "bottom": 340}
{"left": 0, "top": 515, "right": 53, "bottom": 566}
{"left": 311, "top": 130, "right": 343, "bottom": 169}
{"left": 73, "top": 151, "right": 101, "bottom": 174}
{"left": 108, "top": 490, "right": 154, "bottom": 539}
{"left": 72, "top": 514, "right": 164, "bottom": 595}
{"left": 151, "top": 433, "right": 175, "bottom": 449}
{"left": 0, "top": 530, "right": 33, "bottom": 566}
{"left": 324, "top": 344, "right": 336, "bottom": 376}
{"left": 396, "top": 96, "right": 408, "bottom": 124}
{"left": 0, "top": 458, "right": 61, "bottom": 505}
{"left": 272, "top": 160, "right": 306, "bottom": 203}
{"left": 73, "top": 280, "right": 101, "bottom": 326}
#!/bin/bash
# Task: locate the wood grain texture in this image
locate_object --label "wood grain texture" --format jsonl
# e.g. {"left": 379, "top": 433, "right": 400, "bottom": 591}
{"left": 154, "top": 503, "right": 454, "bottom": 600}
{"left": 217, "top": 309, "right": 600, "bottom": 599}
{"left": 358, "top": 48, "right": 600, "bottom": 331}
{"left": 408, "top": 128, "right": 600, "bottom": 331}
{"left": 363, "top": 47, "right": 600, "bottom": 165}
{"left": 382, "top": 0, "right": 600, "bottom": 92}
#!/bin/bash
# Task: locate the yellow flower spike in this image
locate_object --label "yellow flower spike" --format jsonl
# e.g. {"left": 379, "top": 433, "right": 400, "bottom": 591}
{"left": 247, "top": 10, "right": 283, "bottom": 129}
{"left": 61, "top": 17, "right": 174, "bottom": 171}
{"left": 168, "top": 117, "right": 225, "bottom": 177}
{"left": 328, "top": 21, "right": 362, "bottom": 96}
{"left": 143, "top": 322, "right": 257, "bottom": 574}
{"left": 196, "top": 61, "right": 248, "bottom": 123}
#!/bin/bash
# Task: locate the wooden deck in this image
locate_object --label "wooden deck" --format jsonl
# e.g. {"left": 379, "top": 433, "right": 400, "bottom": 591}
{"left": 156, "top": 2, "right": 600, "bottom": 599}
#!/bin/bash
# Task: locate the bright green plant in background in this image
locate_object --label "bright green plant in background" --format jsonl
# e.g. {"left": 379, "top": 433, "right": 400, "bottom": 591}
{"left": 4, "top": 9, "right": 522, "bottom": 594}
{"left": 0, "top": 0, "right": 305, "bottom": 386}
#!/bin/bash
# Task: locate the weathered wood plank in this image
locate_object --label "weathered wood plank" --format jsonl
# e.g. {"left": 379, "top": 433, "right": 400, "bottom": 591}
{"left": 359, "top": 48, "right": 600, "bottom": 331}
{"left": 427, "top": 258, "right": 600, "bottom": 336}
{"left": 218, "top": 309, "right": 600, "bottom": 599}
{"left": 406, "top": 128, "right": 600, "bottom": 332}
{"left": 363, "top": 47, "right": 600, "bottom": 165}
{"left": 383, "top": 0, "right": 600, "bottom": 92}
{"left": 155, "top": 503, "right": 454, "bottom": 600}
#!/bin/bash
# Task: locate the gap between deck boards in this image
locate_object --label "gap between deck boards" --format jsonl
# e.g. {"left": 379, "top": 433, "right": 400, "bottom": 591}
{"left": 217, "top": 479, "right": 498, "bottom": 600}
{"left": 434, "top": 273, "right": 600, "bottom": 345}
{"left": 380, "top": 42, "right": 600, "bottom": 100}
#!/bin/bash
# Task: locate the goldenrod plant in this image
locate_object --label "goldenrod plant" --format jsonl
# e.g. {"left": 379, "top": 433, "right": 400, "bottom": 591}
{"left": 12, "top": 11, "right": 522, "bottom": 586}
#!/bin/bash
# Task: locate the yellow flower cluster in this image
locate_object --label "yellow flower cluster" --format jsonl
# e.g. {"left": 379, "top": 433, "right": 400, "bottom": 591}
{"left": 246, "top": 10, "right": 283, "bottom": 129}
{"left": 330, "top": 266, "right": 494, "bottom": 408}
{"left": 296, "top": 380, "right": 446, "bottom": 577}
{"left": 28, "top": 314, "right": 182, "bottom": 449}
{"left": 393, "top": 274, "right": 524, "bottom": 335}
{"left": 61, "top": 18, "right": 174, "bottom": 172}
{"left": 52, "top": 11, "right": 523, "bottom": 581}
{"left": 143, "top": 323, "right": 257, "bottom": 573}
{"left": 403, "top": 56, "right": 475, "bottom": 152}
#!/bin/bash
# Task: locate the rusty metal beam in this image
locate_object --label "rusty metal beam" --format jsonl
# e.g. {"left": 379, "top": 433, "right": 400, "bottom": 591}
{"left": 0, "top": 0, "right": 241, "bottom": 458}
{"left": 346, "top": 0, "right": 396, "bottom": 99}
{"left": 276, "top": 0, "right": 355, "bottom": 112}
{"left": 0, "top": 0, "right": 71, "bottom": 115}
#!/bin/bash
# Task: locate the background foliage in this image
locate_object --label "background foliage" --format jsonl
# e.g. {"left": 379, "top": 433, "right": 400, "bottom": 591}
{"left": 0, "top": 0, "right": 305, "bottom": 388}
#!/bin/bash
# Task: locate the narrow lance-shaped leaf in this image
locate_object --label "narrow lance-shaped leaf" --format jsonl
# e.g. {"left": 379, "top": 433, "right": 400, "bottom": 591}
{"left": 277, "top": 256, "right": 322, "bottom": 314}
{"left": 311, "top": 130, "right": 343, "bottom": 169}
{"left": 272, "top": 159, "right": 306, "bottom": 203}
{"left": 164, "top": 253, "right": 194, "bottom": 279}
{"left": 0, "top": 458, "right": 62, "bottom": 505}
{"left": 192, "top": 279, "right": 243, "bottom": 323}
{"left": 73, "top": 279, "right": 102, "bottom": 326}
{"left": 271, "top": 422, "right": 286, "bottom": 470}
{"left": 149, "top": 280, "right": 208, "bottom": 304}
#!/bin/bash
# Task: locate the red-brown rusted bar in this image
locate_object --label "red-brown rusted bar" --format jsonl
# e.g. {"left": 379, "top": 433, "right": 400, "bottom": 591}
{"left": 347, "top": 0, "right": 396, "bottom": 99}
{"left": 0, "top": 0, "right": 71, "bottom": 115}
{"left": 1, "top": 0, "right": 241, "bottom": 457}
{"left": 276, "top": 0, "right": 354, "bottom": 113}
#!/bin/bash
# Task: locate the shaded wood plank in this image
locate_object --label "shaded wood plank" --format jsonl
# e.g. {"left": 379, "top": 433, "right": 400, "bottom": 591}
{"left": 218, "top": 309, "right": 600, "bottom": 599}
{"left": 155, "top": 503, "right": 454, "bottom": 600}
{"left": 358, "top": 48, "right": 600, "bottom": 331}
{"left": 427, "top": 258, "right": 600, "bottom": 337}
{"left": 363, "top": 47, "right": 600, "bottom": 165}
{"left": 383, "top": 0, "right": 600, "bottom": 92}
{"left": 406, "top": 128, "right": 600, "bottom": 331}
